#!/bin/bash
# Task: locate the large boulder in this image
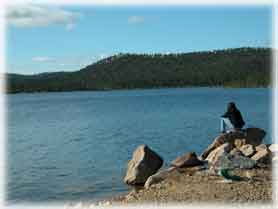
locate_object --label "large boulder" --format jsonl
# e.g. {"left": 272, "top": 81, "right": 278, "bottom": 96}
{"left": 171, "top": 152, "right": 204, "bottom": 168}
{"left": 205, "top": 143, "right": 233, "bottom": 164}
{"left": 245, "top": 128, "right": 266, "bottom": 146}
{"left": 124, "top": 145, "right": 163, "bottom": 185}
{"left": 239, "top": 144, "right": 255, "bottom": 157}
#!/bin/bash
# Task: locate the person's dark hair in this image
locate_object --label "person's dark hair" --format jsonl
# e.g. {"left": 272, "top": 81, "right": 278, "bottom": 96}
{"left": 227, "top": 102, "right": 237, "bottom": 113}
{"left": 222, "top": 101, "right": 245, "bottom": 129}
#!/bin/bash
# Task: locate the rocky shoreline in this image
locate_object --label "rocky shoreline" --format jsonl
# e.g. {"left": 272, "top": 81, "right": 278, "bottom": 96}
{"left": 116, "top": 128, "right": 275, "bottom": 205}
{"left": 67, "top": 128, "right": 276, "bottom": 207}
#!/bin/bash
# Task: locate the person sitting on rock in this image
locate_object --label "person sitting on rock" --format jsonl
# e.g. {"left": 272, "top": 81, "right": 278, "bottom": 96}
{"left": 221, "top": 102, "right": 245, "bottom": 133}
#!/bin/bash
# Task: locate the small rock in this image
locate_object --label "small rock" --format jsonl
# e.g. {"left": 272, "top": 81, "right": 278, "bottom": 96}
{"left": 171, "top": 152, "right": 204, "bottom": 168}
{"left": 125, "top": 192, "right": 137, "bottom": 201}
{"left": 239, "top": 144, "right": 255, "bottom": 157}
{"left": 245, "top": 170, "right": 254, "bottom": 179}
{"left": 230, "top": 148, "right": 244, "bottom": 156}
{"left": 124, "top": 144, "right": 163, "bottom": 185}
{"left": 269, "top": 144, "right": 278, "bottom": 153}
{"left": 234, "top": 139, "right": 246, "bottom": 149}
{"left": 251, "top": 148, "right": 272, "bottom": 164}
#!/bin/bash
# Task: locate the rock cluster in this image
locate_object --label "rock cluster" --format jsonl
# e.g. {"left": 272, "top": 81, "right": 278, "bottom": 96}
{"left": 200, "top": 128, "right": 266, "bottom": 159}
{"left": 202, "top": 128, "right": 273, "bottom": 171}
{"left": 123, "top": 127, "right": 274, "bottom": 189}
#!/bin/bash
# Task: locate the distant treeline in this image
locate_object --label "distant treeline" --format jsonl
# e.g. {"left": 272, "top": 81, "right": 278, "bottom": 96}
{"left": 6, "top": 47, "right": 271, "bottom": 93}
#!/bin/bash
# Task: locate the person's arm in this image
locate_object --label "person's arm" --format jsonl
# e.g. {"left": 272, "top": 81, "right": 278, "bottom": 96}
{"left": 221, "top": 111, "right": 229, "bottom": 118}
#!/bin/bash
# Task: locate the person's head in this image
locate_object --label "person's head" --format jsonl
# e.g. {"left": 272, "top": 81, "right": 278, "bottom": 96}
{"left": 227, "top": 102, "right": 237, "bottom": 112}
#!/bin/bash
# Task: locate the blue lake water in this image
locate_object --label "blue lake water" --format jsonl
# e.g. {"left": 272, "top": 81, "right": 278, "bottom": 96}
{"left": 7, "top": 88, "right": 272, "bottom": 202}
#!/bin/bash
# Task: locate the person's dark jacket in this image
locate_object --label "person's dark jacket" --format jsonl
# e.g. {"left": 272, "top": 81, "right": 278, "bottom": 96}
{"left": 222, "top": 109, "right": 245, "bottom": 129}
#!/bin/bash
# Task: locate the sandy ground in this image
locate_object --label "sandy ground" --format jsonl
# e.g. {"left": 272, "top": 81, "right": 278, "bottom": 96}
{"left": 65, "top": 163, "right": 275, "bottom": 208}
{"left": 103, "top": 166, "right": 273, "bottom": 205}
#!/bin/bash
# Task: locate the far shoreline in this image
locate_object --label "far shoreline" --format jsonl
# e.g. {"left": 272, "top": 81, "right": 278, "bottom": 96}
{"left": 6, "top": 86, "right": 272, "bottom": 95}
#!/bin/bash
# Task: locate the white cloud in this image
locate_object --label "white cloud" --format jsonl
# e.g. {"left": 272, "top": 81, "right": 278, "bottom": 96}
{"left": 7, "top": 4, "right": 80, "bottom": 29}
{"left": 32, "top": 56, "right": 53, "bottom": 62}
{"left": 128, "top": 16, "right": 145, "bottom": 24}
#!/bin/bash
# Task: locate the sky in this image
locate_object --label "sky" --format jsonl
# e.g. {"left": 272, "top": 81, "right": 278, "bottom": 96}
{"left": 5, "top": 4, "right": 272, "bottom": 74}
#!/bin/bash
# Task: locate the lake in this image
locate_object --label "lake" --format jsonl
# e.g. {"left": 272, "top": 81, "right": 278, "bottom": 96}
{"left": 6, "top": 88, "right": 272, "bottom": 202}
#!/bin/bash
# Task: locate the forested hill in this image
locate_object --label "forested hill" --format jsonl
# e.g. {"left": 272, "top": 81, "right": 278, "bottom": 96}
{"left": 6, "top": 47, "right": 271, "bottom": 93}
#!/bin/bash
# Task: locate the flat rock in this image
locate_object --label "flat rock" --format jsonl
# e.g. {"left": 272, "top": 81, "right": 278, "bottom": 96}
{"left": 255, "top": 144, "right": 269, "bottom": 152}
{"left": 144, "top": 167, "right": 176, "bottom": 189}
{"left": 225, "top": 131, "right": 246, "bottom": 142}
{"left": 200, "top": 134, "right": 227, "bottom": 160}
{"left": 206, "top": 143, "right": 233, "bottom": 164}
{"left": 245, "top": 128, "right": 266, "bottom": 146}
{"left": 124, "top": 145, "right": 163, "bottom": 185}
{"left": 251, "top": 148, "right": 272, "bottom": 164}
{"left": 214, "top": 153, "right": 256, "bottom": 169}
{"left": 171, "top": 152, "right": 204, "bottom": 168}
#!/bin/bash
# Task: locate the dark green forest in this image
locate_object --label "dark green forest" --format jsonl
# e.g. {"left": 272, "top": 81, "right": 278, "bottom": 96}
{"left": 6, "top": 47, "right": 271, "bottom": 93}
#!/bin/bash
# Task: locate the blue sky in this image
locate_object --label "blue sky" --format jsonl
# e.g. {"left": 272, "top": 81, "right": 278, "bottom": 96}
{"left": 6, "top": 5, "right": 272, "bottom": 74}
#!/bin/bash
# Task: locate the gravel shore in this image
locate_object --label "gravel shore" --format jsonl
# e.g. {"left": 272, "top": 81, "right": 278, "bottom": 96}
{"left": 104, "top": 166, "right": 273, "bottom": 205}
